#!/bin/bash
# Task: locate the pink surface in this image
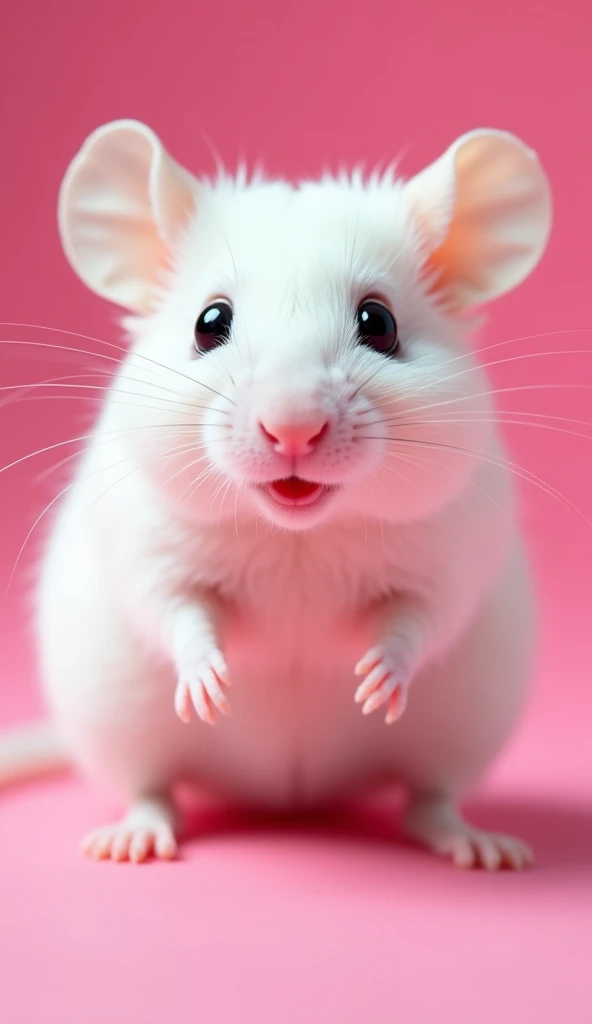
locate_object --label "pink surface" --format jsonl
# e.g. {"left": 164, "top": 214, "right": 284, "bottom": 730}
{"left": 1, "top": 1, "right": 591, "bottom": 1021}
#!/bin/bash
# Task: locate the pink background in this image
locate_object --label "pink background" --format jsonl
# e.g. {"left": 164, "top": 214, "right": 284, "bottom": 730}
{"left": 1, "top": 1, "right": 591, "bottom": 1021}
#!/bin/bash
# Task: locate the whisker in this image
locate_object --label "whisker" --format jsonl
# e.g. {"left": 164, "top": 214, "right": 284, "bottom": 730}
{"left": 0, "top": 422, "right": 217, "bottom": 478}
{"left": 402, "top": 347, "right": 592, "bottom": 406}
{"left": 357, "top": 434, "right": 592, "bottom": 528}
{"left": 350, "top": 361, "right": 388, "bottom": 400}
{"left": 33, "top": 449, "right": 85, "bottom": 484}
{"left": 375, "top": 458, "right": 417, "bottom": 497}
{"left": 0, "top": 331, "right": 235, "bottom": 407}
{"left": 33, "top": 424, "right": 228, "bottom": 484}
{"left": 4, "top": 437, "right": 209, "bottom": 600}
{"left": 233, "top": 480, "right": 243, "bottom": 539}
{"left": 155, "top": 449, "right": 211, "bottom": 500}
{"left": 5, "top": 489, "right": 70, "bottom": 601}
{"left": 1, "top": 392, "right": 235, "bottom": 434}
{"left": 363, "top": 407, "right": 592, "bottom": 431}
{"left": 426, "top": 327, "right": 592, "bottom": 380}
{"left": 75, "top": 441, "right": 216, "bottom": 529}
{"left": 211, "top": 472, "right": 234, "bottom": 526}
{"left": 178, "top": 462, "right": 223, "bottom": 509}
{"left": 358, "top": 413, "right": 592, "bottom": 446}
{"left": 382, "top": 448, "right": 510, "bottom": 522}
{"left": 384, "top": 329, "right": 592, "bottom": 398}
{"left": 218, "top": 473, "right": 235, "bottom": 524}
{"left": 209, "top": 472, "right": 231, "bottom": 513}
{"left": 0, "top": 368, "right": 227, "bottom": 415}
{"left": 0, "top": 380, "right": 223, "bottom": 416}
{"left": 400, "top": 382, "right": 592, "bottom": 421}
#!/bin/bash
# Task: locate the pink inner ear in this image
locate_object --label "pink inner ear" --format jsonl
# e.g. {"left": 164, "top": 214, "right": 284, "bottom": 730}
{"left": 149, "top": 148, "right": 198, "bottom": 251}
{"left": 422, "top": 218, "right": 473, "bottom": 313}
{"left": 58, "top": 120, "right": 198, "bottom": 315}
{"left": 422, "top": 138, "right": 518, "bottom": 309}
{"left": 409, "top": 130, "right": 552, "bottom": 312}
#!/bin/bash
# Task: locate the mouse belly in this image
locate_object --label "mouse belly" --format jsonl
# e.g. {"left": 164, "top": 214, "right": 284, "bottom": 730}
{"left": 183, "top": 640, "right": 394, "bottom": 809}
{"left": 38, "top": 546, "right": 391, "bottom": 807}
{"left": 38, "top": 520, "right": 533, "bottom": 811}
{"left": 182, "top": 543, "right": 534, "bottom": 808}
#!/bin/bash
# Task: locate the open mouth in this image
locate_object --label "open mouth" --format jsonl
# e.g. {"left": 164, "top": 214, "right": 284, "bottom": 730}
{"left": 263, "top": 477, "right": 333, "bottom": 509}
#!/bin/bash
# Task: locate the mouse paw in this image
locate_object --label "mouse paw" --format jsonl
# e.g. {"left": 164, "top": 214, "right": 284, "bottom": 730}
{"left": 174, "top": 647, "right": 231, "bottom": 725}
{"left": 81, "top": 798, "right": 178, "bottom": 864}
{"left": 354, "top": 644, "right": 411, "bottom": 724}
{"left": 402, "top": 796, "right": 534, "bottom": 871}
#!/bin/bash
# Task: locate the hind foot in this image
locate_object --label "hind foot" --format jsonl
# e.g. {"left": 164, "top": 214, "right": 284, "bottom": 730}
{"left": 402, "top": 794, "right": 534, "bottom": 871}
{"left": 81, "top": 796, "right": 178, "bottom": 864}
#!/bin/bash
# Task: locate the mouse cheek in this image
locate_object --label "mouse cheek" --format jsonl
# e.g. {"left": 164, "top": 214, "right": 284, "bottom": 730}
{"left": 201, "top": 414, "right": 263, "bottom": 484}
{"left": 376, "top": 419, "right": 480, "bottom": 519}
{"left": 347, "top": 434, "right": 386, "bottom": 484}
{"left": 199, "top": 417, "right": 235, "bottom": 473}
{"left": 420, "top": 401, "right": 491, "bottom": 464}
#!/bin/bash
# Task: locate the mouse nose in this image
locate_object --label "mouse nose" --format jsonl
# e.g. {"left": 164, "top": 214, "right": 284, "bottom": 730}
{"left": 259, "top": 417, "right": 329, "bottom": 457}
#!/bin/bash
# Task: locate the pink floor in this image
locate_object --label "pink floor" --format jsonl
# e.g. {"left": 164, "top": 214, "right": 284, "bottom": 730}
{"left": 2, "top": 0, "right": 592, "bottom": 1020}
{"left": 1, "top": 676, "right": 592, "bottom": 1022}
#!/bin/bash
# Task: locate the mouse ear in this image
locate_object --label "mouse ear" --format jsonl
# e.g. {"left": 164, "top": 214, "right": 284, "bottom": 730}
{"left": 58, "top": 120, "right": 197, "bottom": 314}
{"left": 403, "top": 130, "right": 552, "bottom": 311}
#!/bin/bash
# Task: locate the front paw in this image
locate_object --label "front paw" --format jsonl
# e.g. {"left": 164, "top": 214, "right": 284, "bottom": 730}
{"left": 354, "top": 645, "right": 412, "bottom": 724}
{"left": 174, "top": 648, "right": 231, "bottom": 726}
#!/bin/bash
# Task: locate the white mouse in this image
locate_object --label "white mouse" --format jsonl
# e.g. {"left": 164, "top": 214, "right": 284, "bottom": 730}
{"left": 0, "top": 120, "right": 552, "bottom": 868}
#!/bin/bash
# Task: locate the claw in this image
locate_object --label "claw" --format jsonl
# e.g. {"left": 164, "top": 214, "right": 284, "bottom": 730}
{"left": 175, "top": 648, "right": 231, "bottom": 724}
{"left": 354, "top": 644, "right": 411, "bottom": 724}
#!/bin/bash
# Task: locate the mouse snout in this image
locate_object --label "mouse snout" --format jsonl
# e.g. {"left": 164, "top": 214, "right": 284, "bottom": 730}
{"left": 258, "top": 417, "right": 329, "bottom": 457}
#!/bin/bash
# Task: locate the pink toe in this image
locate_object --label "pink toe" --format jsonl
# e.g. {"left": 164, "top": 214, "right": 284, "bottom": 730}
{"left": 111, "top": 834, "right": 131, "bottom": 862}
{"left": 94, "top": 835, "right": 116, "bottom": 861}
{"left": 155, "top": 829, "right": 177, "bottom": 860}
{"left": 451, "top": 838, "right": 476, "bottom": 869}
{"left": 210, "top": 651, "right": 231, "bottom": 686}
{"left": 80, "top": 834, "right": 96, "bottom": 857}
{"left": 362, "top": 691, "right": 387, "bottom": 715}
{"left": 354, "top": 646, "right": 385, "bottom": 676}
{"left": 203, "top": 691, "right": 218, "bottom": 725}
{"left": 499, "top": 838, "right": 534, "bottom": 870}
{"left": 478, "top": 839, "right": 502, "bottom": 871}
{"left": 355, "top": 668, "right": 391, "bottom": 704}
{"left": 129, "top": 831, "right": 152, "bottom": 863}
{"left": 190, "top": 683, "right": 216, "bottom": 725}
{"left": 175, "top": 685, "right": 191, "bottom": 724}
{"left": 204, "top": 670, "right": 231, "bottom": 714}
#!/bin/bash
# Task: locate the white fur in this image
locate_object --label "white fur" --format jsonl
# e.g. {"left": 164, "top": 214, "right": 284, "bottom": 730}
{"left": 2, "top": 123, "right": 551, "bottom": 866}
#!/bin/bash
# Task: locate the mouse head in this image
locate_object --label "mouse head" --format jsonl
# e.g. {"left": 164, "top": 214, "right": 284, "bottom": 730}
{"left": 58, "top": 120, "right": 551, "bottom": 530}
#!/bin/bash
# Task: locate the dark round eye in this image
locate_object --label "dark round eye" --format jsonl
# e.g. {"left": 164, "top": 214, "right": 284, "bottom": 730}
{"left": 194, "top": 302, "right": 233, "bottom": 353}
{"left": 356, "top": 300, "right": 399, "bottom": 356}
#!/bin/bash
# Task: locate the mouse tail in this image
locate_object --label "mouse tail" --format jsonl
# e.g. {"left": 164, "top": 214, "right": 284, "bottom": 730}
{"left": 0, "top": 720, "right": 71, "bottom": 789}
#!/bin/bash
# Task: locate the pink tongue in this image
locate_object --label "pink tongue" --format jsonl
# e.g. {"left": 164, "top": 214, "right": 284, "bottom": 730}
{"left": 270, "top": 477, "right": 319, "bottom": 500}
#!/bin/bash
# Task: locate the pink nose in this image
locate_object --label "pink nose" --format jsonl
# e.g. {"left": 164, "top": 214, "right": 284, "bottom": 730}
{"left": 259, "top": 418, "right": 328, "bottom": 456}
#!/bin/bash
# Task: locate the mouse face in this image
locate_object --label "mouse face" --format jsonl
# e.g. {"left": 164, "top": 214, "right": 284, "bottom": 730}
{"left": 58, "top": 122, "right": 552, "bottom": 531}
{"left": 125, "top": 181, "right": 493, "bottom": 530}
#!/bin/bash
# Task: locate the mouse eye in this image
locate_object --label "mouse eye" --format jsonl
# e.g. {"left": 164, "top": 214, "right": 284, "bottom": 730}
{"left": 194, "top": 301, "right": 234, "bottom": 354}
{"left": 356, "top": 300, "right": 399, "bottom": 356}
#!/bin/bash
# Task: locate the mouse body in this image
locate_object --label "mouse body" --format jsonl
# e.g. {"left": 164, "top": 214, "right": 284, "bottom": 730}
{"left": 28, "top": 121, "right": 552, "bottom": 866}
